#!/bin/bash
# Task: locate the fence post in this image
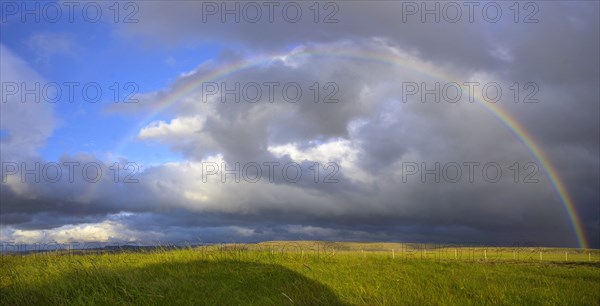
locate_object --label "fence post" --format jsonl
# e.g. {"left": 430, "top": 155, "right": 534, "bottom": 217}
{"left": 539, "top": 251, "right": 542, "bottom": 261}
{"left": 392, "top": 249, "right": 395, "bottom": 259}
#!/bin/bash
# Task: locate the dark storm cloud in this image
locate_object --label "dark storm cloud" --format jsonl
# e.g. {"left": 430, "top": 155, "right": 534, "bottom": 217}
{"left": 117, "top": 1, "right": 506, "bottom": 70}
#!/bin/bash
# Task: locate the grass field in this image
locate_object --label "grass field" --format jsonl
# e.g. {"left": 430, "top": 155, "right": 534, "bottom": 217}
{"left": 1, "top": 241, "right": 599, "bottom": 305}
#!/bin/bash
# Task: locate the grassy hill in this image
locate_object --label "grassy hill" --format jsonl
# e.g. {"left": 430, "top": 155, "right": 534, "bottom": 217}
{"left": 2, "top": 241, "right": 599, "bottom": 305}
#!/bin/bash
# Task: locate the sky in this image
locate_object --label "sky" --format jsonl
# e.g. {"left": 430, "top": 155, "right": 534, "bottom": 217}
{"left": 0, "top": 1, "right": 599, "bottom": 249}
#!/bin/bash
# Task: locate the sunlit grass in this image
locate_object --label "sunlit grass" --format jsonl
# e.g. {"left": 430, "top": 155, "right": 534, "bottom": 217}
{"left": 2, "top": 241, "right": 599, "bottom": 305}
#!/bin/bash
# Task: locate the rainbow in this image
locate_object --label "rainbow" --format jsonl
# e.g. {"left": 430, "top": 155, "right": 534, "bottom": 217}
{"left": 103, "top": 46, "right": 589, "bottom": 249}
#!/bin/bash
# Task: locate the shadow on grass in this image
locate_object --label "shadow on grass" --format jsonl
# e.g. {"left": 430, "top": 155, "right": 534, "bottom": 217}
{"left": 2, "top": 260, "right": 346, "bottom": 306}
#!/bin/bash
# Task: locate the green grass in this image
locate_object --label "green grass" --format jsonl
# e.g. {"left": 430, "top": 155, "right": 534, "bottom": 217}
{"left": 2, "top": 241, "right": 599, "bottom": 305}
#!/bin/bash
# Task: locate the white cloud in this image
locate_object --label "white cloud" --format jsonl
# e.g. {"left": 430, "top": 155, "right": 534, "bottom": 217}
{"left": 268, "top": 138, "right": 373, "bottom": 184}
{"left": 3, "top": 220, "right": 147, "bottom": 244}
{"left": 139, "top": 116, "right": 205, "bottom": 139}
